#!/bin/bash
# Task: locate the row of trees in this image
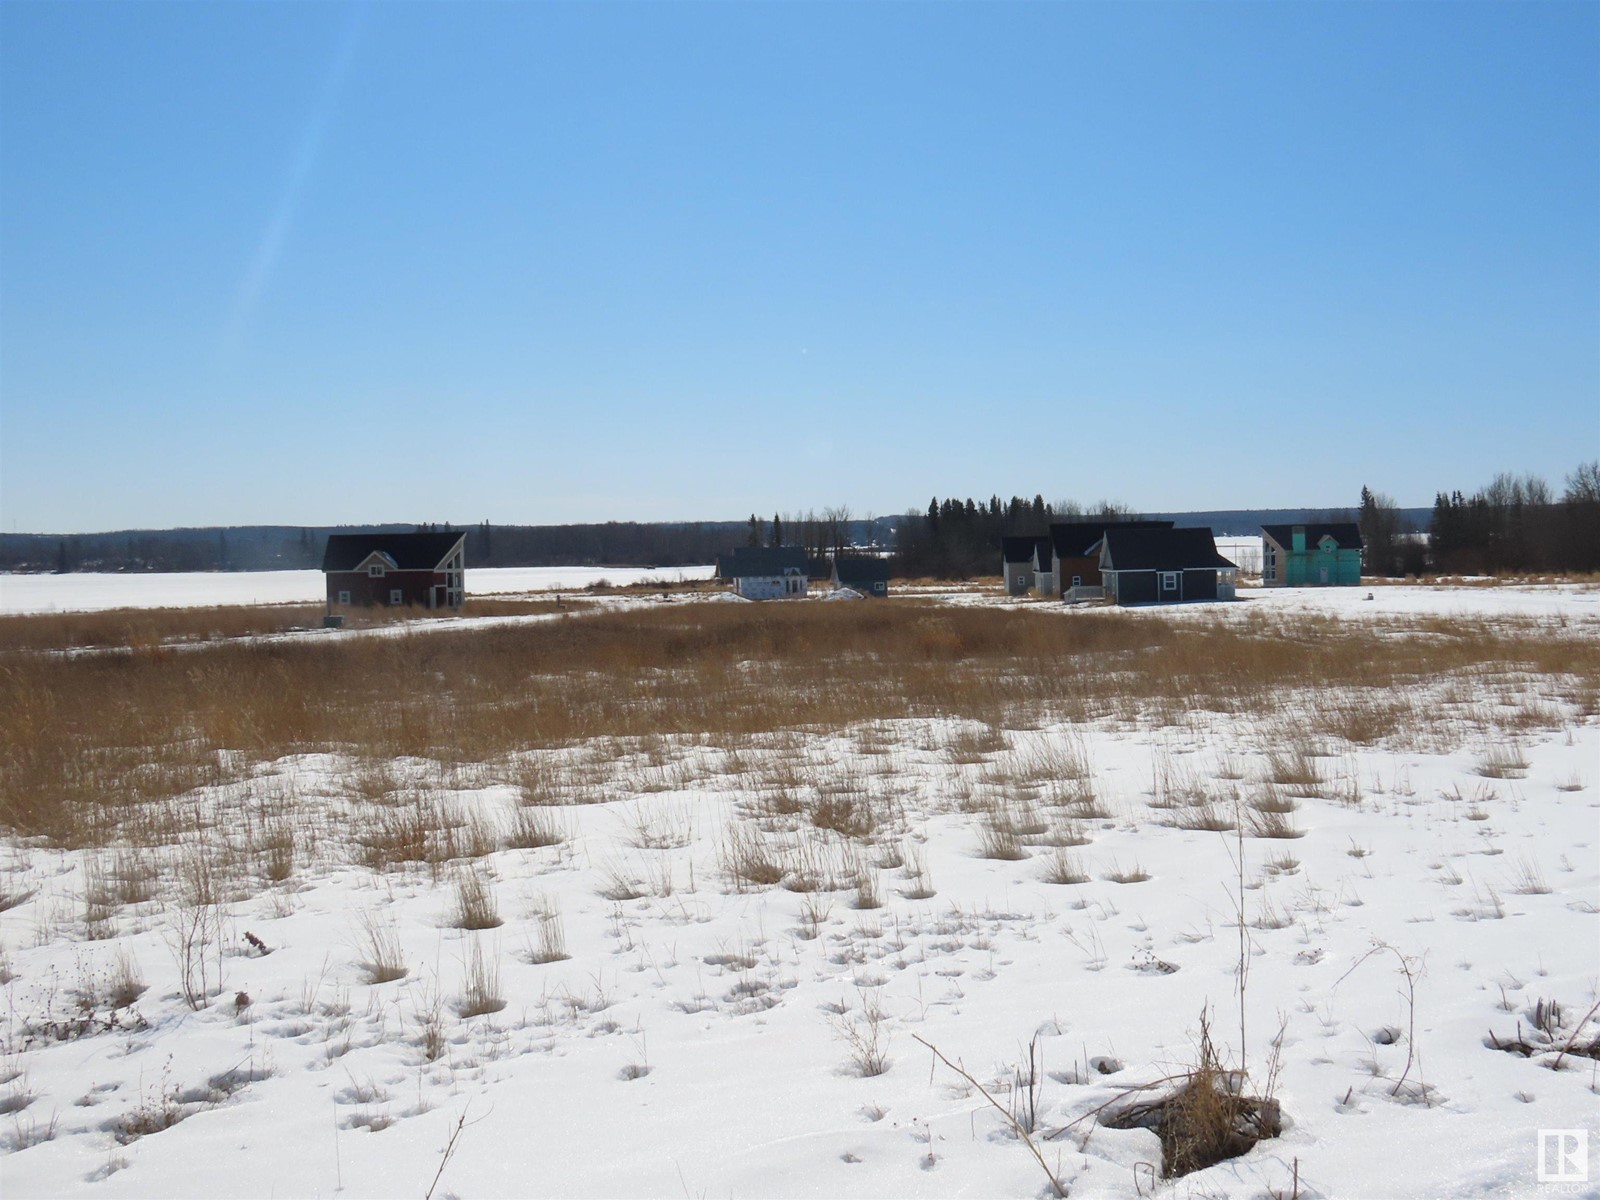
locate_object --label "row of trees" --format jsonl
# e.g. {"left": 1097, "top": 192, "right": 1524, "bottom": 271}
{"left": 2, "top": 521, "right": 747, "bottom": 574}
{"left": 1428, "top": 463, "right": 1600, "bottom": 575}
{"left": 1356, "top": 487, "right": 1422, "bottom": 577}
{"left": 892, "top": 495, "right": 1134, "bottom": 578}
{"left": 744, "top": 507, "right": 867, "bottom": 561}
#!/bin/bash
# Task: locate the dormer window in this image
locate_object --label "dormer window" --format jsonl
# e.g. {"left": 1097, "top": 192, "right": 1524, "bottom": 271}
{"left": 368, "top": 564, "right": 384, "bottom": 577}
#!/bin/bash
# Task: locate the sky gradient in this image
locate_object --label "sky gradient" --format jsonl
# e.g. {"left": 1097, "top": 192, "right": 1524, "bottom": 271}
{"left": 2, "top": 1, "right": 1596, "bottom": 533}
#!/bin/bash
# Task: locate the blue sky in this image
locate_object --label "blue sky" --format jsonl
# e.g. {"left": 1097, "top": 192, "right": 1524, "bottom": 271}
{"left": 2, "top": 1, "right": 1596, "bottom": 533}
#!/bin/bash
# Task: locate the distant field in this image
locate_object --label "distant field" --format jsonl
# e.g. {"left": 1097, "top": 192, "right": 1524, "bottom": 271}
{"left": 0, "top": 564, "right": 718, "bottom": 614}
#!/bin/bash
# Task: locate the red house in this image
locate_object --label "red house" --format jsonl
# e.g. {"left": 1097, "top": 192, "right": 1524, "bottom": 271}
{"left": 321, "top": 532, "right": 466, "bottom": 610}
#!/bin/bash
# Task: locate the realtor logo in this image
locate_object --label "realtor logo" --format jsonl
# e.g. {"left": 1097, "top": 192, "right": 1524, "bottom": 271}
{"left": 1539, "top": 1130, "right": 1589, "bottom": 1184}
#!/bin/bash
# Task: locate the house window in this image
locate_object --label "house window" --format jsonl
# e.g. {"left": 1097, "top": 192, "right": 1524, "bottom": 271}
{"left": 1071, "top": 575, "right": 1082, "bottom": 588}
{"left": 368, "top": 564, "right": 384, "bottom": 577}
{"left": 337, "top": 590, "right": 351, "bottom": 605}
{"left": 1160, "top": 572, "right": 1179, "bottom": 591}
{"left": 389, "top": 589, "right": 403, "bottom": 606}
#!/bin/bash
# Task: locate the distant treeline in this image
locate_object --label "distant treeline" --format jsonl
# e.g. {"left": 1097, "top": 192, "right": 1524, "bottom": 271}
{"left": 0, "top": 521, "right": 750, "bottom": 574}
{"left": 887, "top": 495, "right": 1429, "bottom": 579}
{"left": 1428, "top": 463, "right": 1600, "bottom": 575}
{"left": 894, "top": 495, "right": 1074, "bottom": 578}
{"left": 10, "top": 468, "right": 1591, "bottom": 580}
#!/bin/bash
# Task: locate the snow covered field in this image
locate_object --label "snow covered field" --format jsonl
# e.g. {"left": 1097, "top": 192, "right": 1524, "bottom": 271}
{"left": 1, "top": 585, "right": 1597, "bottom": 1199}
{"left": 0, "top": 565, "right": 717, "bottom": 614}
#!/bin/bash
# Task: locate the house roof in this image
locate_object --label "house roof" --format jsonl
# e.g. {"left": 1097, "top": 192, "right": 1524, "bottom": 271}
{"left": 1048, "top": 520, "right": 1173, "bottom": 558}
{"left": 718, "top": 546, "right": 808, "bottom": 578}
{"left": 832, "top": 556, "right": 891, "bottom": 586}
{"left": 1260, "top": 523, "right": 1364, "bottom": 551}
{"left": 1001, "top": 536, "right": 1050, "bottom": 565}
{"left": 321, "top": 532, "right": 466, "bottom": 573}
{"left": 1101, "top": 527, "right": 1237, "bottom": 572}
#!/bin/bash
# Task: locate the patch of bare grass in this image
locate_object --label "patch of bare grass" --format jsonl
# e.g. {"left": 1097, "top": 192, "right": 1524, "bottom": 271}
{"left": 448, "top": 870, "right": 502, "bottom": 930}
{"left": 1102, "top": 1018, "right": 1281, "bottom": 1179}
{"left": 1476, "top": 743, "right": 1530, "bottom": 779}
{"left": 355, "top": 911, "right": 408, "bottom": 984}
{"left": 1041, "top": 849, "right": 1089, "bottom": 885}
{"left": 455, "top": 939, "right": 505, "bottom": 1017}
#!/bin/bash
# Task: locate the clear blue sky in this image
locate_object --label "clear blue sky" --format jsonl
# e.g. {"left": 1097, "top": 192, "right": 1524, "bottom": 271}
{"left": 2, "top": 1, "right": 1596, "bottom": 533}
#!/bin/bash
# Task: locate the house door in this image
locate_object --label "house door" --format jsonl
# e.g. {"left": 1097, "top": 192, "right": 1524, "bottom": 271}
{"left": 1319, "top": 566, "right": 1329, "bottom": 584}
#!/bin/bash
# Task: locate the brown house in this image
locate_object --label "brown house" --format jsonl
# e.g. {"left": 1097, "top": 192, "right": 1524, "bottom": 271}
{"left": 321, "top": 532, "right": 466, "bottom": 610}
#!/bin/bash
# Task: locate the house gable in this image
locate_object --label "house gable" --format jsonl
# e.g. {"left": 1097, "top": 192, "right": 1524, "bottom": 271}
{"left": 1260, "top": 522, "right": 1363, "bottom": 586}
{"left": 322, "top": 531, "right": 466, "bottom": 610}
{"left": 1100, "top": 527, "right": 1236, "bottom": 605}
{"left": 322, "top": 532, "right": 467, "bottom": 574}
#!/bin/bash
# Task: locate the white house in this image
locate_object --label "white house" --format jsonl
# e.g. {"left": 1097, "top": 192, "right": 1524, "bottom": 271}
{"left": 718, "top": 546, "right": 810, "bottom": 600}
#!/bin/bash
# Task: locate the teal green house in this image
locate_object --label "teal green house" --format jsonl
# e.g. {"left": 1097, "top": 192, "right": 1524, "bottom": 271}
{"left": 1260, "top": 523, "right": 1364, "bottom": 587}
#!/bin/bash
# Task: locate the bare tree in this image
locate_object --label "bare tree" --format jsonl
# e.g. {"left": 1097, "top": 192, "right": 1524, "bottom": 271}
{"left": 1564, "top": 461, "right": 1600, "bottom": 505}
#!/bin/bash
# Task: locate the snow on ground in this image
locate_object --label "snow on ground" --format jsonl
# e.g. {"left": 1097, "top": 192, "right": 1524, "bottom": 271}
{"left": 0, "top": 566, "right": 717, "bottom": 615}
{"left": 930, "top": 580, "right": 1600, "bottom": 628}
{"left": 2, "top": 585, "right": 1598, "bottom": 1199}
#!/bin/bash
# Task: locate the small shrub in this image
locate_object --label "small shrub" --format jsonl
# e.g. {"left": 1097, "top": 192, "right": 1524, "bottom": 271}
{"left": 356, "top": 911, "right": 408, "bottom": 984}
{"left": 977, "top": 806, "right": 1028, "bottom": 861}
{"left": 1476, "top": 744, "right": 1530, "bottom": 779}
{"left": 526, "top": 899, "right": 569, "bottom": 964}
{"left": 834, "top": 990, "right": 891, "bottom": 1077}
{"left": 1041, "top": 849, "right": 1088, "bottom": 885}
{"left": 504, "top": 806, "right": 565, "bottom": 850}
{"left": 107, "top": 948, "right": 146, "bottom": 1009}
{"left": 900, "top": 845, "right": 936, "bottom": 900}
{"left": 448, "top": 871, "right": 502, "bottom": 930}
{"left": 1263, "top": 746, "right": 1321, "bottom": 790}
{"left": 1508, "top": 857, "right": 1552, "bottom": 896}
{"left": 798, "top": 894, "right": 833, "bottom": 940}
{"left": 456, "top": 940, "right": 505, "bottom": 1018}
{"left": 1103, "top": 1018, "right": 1280, "bottom": 1178}
{"left": 720, "top": 824, "right": 786, "bottom": 890}
{"left": 1103, "top": 859, "right": 1150, "bottom": 884}
{"left": 811, "top": 789, "right": 877, "bottom": 840}
{"left": 1248, "top": 809, "right": 1304, "bottom": 840}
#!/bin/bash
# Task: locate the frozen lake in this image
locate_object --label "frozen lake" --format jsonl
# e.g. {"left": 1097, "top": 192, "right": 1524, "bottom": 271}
{"left": 0, "top": 564, "right": 718, "bottom": 614}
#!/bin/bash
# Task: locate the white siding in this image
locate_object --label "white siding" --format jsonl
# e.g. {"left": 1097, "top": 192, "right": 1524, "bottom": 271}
{"left": 734, "top": 572, "right": 808, "bottom": 600}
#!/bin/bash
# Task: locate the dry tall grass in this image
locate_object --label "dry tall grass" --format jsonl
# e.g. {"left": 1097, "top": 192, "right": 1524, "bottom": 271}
{"left": 3, "top": 600, "right": 1596, "bottom": 852}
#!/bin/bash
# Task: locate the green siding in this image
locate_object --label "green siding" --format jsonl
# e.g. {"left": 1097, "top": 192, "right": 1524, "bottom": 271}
{"left": 1283, "top": 546, "right": 1362, "bottom": 586}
